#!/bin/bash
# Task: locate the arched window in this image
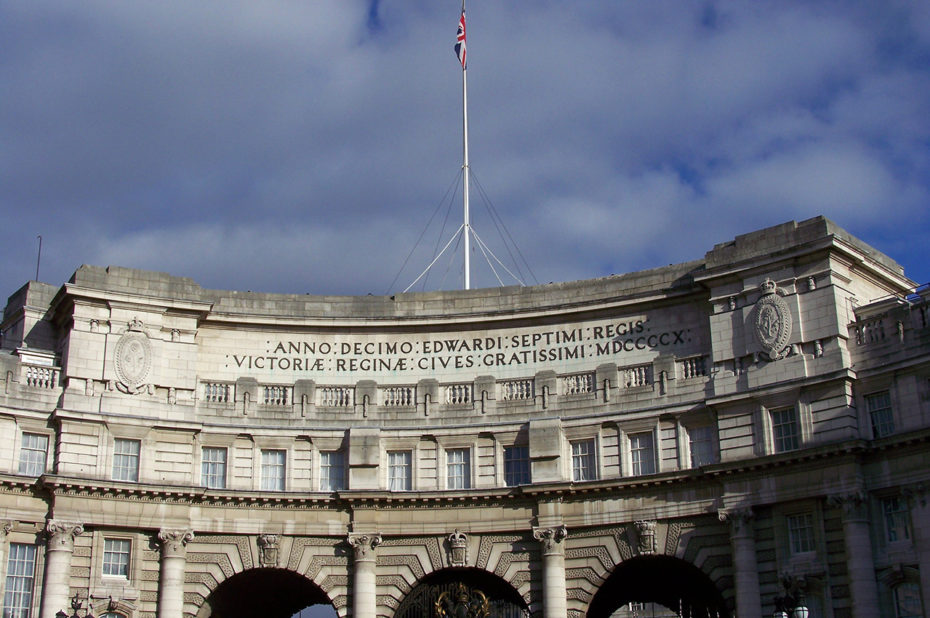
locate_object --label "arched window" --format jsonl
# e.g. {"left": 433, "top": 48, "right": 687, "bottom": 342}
{"left": 100, "top": 613, "right": 125, "bottom": 618}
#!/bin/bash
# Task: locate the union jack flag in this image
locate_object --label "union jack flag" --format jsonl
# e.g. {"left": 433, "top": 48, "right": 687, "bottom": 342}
{"left": 455, "top": 10, "right": 466, "bottom": 68}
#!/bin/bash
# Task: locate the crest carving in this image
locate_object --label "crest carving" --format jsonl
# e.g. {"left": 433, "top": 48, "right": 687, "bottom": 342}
{"left": 753, "top": 279, "right": 792, "bottom": 361}
{"left": 435, "top": 582, "right": 490, "bottom": 618}
{"left": 114, "top": 319, "right": 152, "bottom": 394}
{"left": 448, "top": 529, "right": 468, "bottom": 567}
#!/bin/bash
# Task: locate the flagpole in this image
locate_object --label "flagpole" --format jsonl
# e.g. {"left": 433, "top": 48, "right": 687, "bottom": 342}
{"left": 460, "top": 0, "right": 471, "bottom": 290}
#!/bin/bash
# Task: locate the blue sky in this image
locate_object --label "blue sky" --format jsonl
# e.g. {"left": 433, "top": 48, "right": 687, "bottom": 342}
{"left": 2, "top": 1, "right": 928, "bottom": 301}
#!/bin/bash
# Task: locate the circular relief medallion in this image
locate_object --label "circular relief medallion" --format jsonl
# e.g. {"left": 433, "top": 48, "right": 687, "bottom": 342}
{"left": 753, "top": 279, "right": 792, "bottom": 361}
{"left": 114, "top": 331, "right": 152, "bottom": 393}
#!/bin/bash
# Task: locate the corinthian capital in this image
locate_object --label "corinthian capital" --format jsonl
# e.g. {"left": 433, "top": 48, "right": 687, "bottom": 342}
{"left": 827, "top": 490, "right": 869, "bottom": 520}
{"left": 533, "top": 525, "right": 568, "bottom": 554}
{"left": 718, "top": 507, "right": 754, "bottom": 535}
{"left": 46, "top": 520, "right": 84, "bottom": 550}
{"left": 348, "top": 533, "right": 382, "bottom": 561}
{"left": 158, "top": 529, "right": 194, "bottom": 557}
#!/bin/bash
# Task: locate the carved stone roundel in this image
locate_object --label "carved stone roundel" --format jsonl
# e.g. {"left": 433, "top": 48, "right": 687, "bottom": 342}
{"left": 753, "top": 279, "right": 792, "bottom": 361}
{"left": 114, "top": 331, "right": 152, "bottom": 392}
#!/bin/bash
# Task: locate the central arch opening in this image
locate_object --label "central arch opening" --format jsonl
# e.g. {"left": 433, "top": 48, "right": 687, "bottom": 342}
{"left": 587, "top": 555, "right": 729, "bottom": 618}
{"left": 201, "top": 568, "right": 335, "bottom": 618}
{"left": 396, "top": 568, "right": 529, "bottom": 617}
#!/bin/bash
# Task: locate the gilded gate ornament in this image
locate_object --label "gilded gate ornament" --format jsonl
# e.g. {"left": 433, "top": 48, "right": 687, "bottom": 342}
{"left": 752, "top": 278, "right": 792, "bottom": 361}
{"left": 114, "top": 318, "right": 152, "bottom": 394}
{"left": 434, "top": 582, "right": 490, "bottom": 618}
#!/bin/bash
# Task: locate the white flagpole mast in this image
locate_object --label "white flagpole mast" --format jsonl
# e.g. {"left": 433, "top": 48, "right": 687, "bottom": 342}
{"left": 459, "top": 0, "right": 471, "bottom": 290}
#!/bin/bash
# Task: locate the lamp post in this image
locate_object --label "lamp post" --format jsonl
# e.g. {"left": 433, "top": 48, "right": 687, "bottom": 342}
{"left": 773, "top": 592, "right": 809, "bottom": 618}
{"left": 57, "top": 593, "right": 95, "bottom": 618}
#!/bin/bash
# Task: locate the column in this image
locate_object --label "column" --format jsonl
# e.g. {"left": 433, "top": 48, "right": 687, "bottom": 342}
{"left": 157, "top": 529, "right": 194, "bottom": 618}
{"left": 40, "top": 520, "right": 83, "bottom": 618}
{"left": 829, "top": 492, "right": 880, "bottom": 617}
{"left": 718, "top": 508, "right": 762, "bottom": 618}
{"left": 533, "top": 525, "right": 568, "bottom": 618}
{"left": 348, "top": 532, "right": 381, "bottom": 618}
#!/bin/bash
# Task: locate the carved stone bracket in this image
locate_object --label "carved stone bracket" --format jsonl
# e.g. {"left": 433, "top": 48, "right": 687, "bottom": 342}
{"left": 634, "top": 520, "right": 657, "bottom": 555}
{"left": 348, "top": 533, "right": 382, "bottom": 562}
{"left": 46, "top": 520, "right": 84, "bottom": 550}
{"left": 0, "top": 520, "right": 13, "bottom": 537}
{"left": 158, "top": 529, "right": 194, "bottom": 558}
{"left": 448, "top": 529, "right": 468, "bottom": 567}
{"left": 257, "top": 533, "right": 280, "bottom": 567}
{"left": 533, "top": 525, "right": 568, "bottom": 555}
{"left": 827, "top": 490, "right": 869, "bottom": 521}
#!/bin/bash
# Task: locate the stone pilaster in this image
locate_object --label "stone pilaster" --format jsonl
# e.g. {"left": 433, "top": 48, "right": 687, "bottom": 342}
{"left": 0, "top": 520, "right": 13, "bottom": 597}
{"left": 907, "top": 486, "right": 930, "bottom": 618}
{"left": 348, "top": 533, "right": 381, "bottom": 618}
{"left": 828, "top": 492, "right": 880, "bottom": 617}
{"left": 533, "top": 525, "right": 568, "bottom": 618}
{"left": 40, "top": 520, "right": 83, "bottom": 618}
{"left": 719, "top": 508, "right": 762, "bottom": 618}
{"left": 157, "top": 529, "right": 194, "bottom": 618}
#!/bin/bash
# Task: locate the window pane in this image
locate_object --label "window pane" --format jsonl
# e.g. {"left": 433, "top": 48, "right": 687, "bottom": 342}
{"left": 3, "top": 543, "right": 37, "bottom": 618}
{"left": 571, "top": 440, "right": 596, "bottom": 481}
{"left": 689, "top": 426, "right": 717, "bottom": 468}
{"left": 787, "top": 513, "right": 815, "bottom": 554}
{"left": 201, "top": 447, "right": 227, "bottom": 489}
{"left": 18, "top": 433, "right": 49, "bottom": 476}
{"left": 447, "top": 448, "right": 470, "bottom": 490}
{"left": 883, "top": 496, "right": 911, "bottom": 542}
{"left": 866, "top": 391, "right": 895, "bottom": 438}
{"left": 261, "top": 450, "right": 286, "bottom": 491}
{"left": 388, "top": 451, "right": 411, "bottom": 491}
{"left": 630, "top": 432, "right": 656, "bottom": 476}
{"left": 504, "top": 446, "right": 530, "bottom": 486}
{"left": 103, "top": 538, "right": 131, "bottom": 577}
{"left": 894, "top": 582, "right": 923, "bottom": 618}
{"left": 771, "top": 407, "right": 800, "bottom": 453}
{"left": 320, "top": 451, "right": 346, "bottom": 491}
{"left": 112, "top": 439, "right": 140, "bottom": 482}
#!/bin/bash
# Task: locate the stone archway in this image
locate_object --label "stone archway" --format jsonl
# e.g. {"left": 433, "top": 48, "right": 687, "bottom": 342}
{"left": 586, "top": 555, "right": 729, "bottom": 618}
{"left": 198, "top": 567, "right": 334, "bottom": 618}
{"left": 395, "top": 568, "right": 530, "bottom": 617}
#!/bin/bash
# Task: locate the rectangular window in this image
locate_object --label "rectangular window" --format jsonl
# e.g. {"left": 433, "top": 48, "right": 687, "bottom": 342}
{"left": 18, "top": 433, "right": 49, "bottom": 476}
{"left": 260, "top": 449, "right": 286, "bottom": 491}
{"left": 201, "top": 447, "right": 227, "bottom": 489}
{"left": 689, "top": 426, "right": 717, "bottom": 468}
{"left": 894, "top": 582, "right": 923, "bottom": 618}
{"left": 882, "top": 496, "right": 911, "bottom": 543}
{"left": 771, "top": 407, "right": 800, "bottom": 453}
{"left": 571, "top": 439, "right": 597, "bottom": 481}
{"left": 320, "top": 451, "right": 346, "bottom": 491}
{"left": 112, "top": 438, "right": 141, "bottom": 482}
{"left": 3, "top": 543, "right": 37, "bottom": 618}
{"left": 504, "top": 446, "right": 531, "bottom": 487}
{"left": 446, "top": 448, "right": 471, "bottom": 490}
{"left": 866, "top": 391, "right": 895, "bottom": 438}
{"left": 388, "top": 451, "right": 412, "bottom": 491}
{"left": 787, "top": 512, "right": 815, "bottom": 554}
{"left": 102, "top": 538, "right": 131, "bottom": 578}
{"left": 630, "top": 432, "right": 656, "bottom": 476}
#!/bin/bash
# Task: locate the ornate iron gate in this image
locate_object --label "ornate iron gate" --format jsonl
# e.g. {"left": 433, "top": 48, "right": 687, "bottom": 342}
{"left": 395, "top": 580, "right": 530, "bottom": 618}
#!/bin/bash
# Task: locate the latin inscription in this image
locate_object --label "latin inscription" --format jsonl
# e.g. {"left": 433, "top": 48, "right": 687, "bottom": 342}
{"left": 221, "top": 317, "right": 696, "bottom": 376}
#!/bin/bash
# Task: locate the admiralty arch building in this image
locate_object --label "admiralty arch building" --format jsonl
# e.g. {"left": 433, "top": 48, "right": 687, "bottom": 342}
{"left": 0, "top": 217, "right": 928, "bottom": 618}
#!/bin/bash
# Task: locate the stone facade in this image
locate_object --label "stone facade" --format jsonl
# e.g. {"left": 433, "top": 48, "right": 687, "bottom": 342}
{"left": 0, "top": 216, "right": 927, "bottom": 617}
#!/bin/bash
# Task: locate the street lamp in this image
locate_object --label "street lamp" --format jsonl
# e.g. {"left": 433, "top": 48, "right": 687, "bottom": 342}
{"left": 773, "top": 592, "right": 809, "bottom": 618}
{"left": 58, "top": 593, "right": 95, "bottom": 618}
